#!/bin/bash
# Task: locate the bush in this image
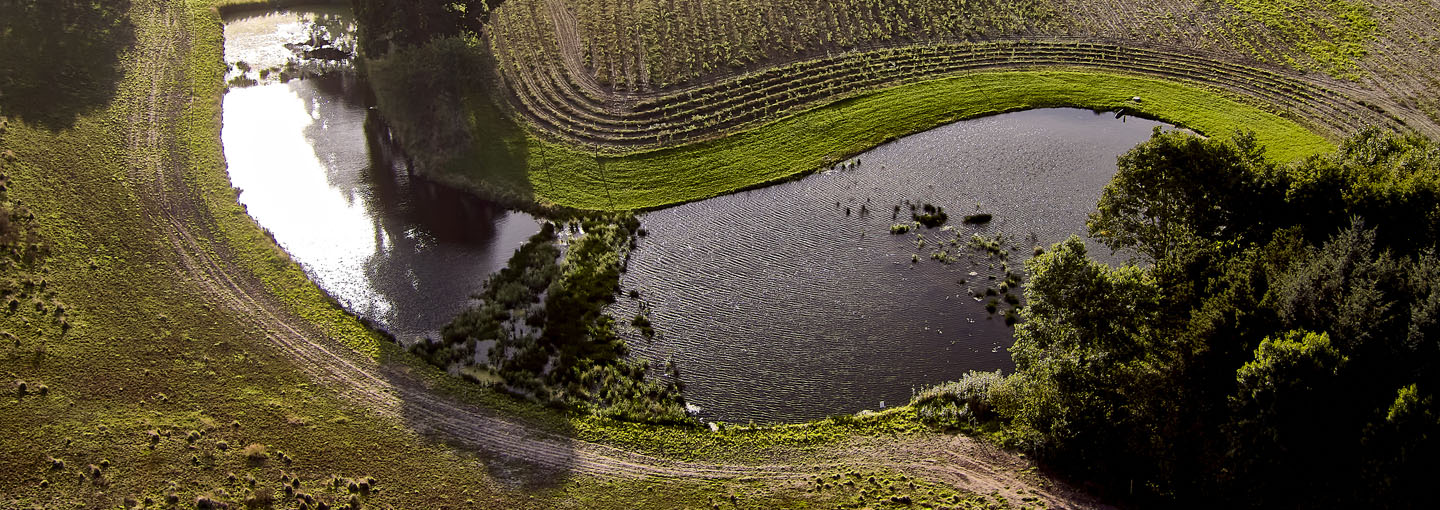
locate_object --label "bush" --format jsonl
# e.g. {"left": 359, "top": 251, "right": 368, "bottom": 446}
{"left": 244, "top": 487, "right": 273, "bottom": 509}
{"left": 912, "top": 370, "right": 1006, "bottom": 428}
{"left": 241, "top": 443, "right": 267, "bottom": 464}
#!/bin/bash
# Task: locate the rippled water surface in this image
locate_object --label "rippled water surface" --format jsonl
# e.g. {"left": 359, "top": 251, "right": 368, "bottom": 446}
{"left": 220, "top": 9, "right": 540, "bottom": 342}
{"left": 220, "top": 8, "right": 1166, "bottom": 424}
{"left": 617, "top": 109, "right": 1168, "bottom": 423}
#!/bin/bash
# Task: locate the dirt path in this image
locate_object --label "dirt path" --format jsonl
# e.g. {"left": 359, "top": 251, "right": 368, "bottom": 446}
{"left": 116, "top": 1, "right": 1106, "bottom": 507}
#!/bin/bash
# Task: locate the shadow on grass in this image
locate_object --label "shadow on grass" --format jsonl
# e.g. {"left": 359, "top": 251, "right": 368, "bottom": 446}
{"left": 0, "top": 0, "right": 135, "bottom": 129}
{"left": 300, "top": 71, "right": 577, "bottom": 491}
{"left": 378, "top": 345, "right": 583, "bottom": 492}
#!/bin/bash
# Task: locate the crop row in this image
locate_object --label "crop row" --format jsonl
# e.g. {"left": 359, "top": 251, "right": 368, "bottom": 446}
{"left": 490, "top": 36, "right": 1398, "bottom": 149}
{"left": 556, "top": 0, "right": 1059, "bottom": 91}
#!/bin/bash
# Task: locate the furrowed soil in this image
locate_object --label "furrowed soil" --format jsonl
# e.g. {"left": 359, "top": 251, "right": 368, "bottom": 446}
{"left": 435, "top": 0, "right": 1439, "bottom": 211}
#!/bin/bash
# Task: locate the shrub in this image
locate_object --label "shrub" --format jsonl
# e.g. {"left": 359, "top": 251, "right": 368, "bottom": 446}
{"left": 912, "top": 370, "right": 1006, "bottom": 428}
{"left": 195, "top": 495, "right": 218, "bottom": 509}
{"left": 244, "top": 487, "right": 274, "bottom": 509}
{"left": 631, "top": 314, "right": 655, "bottom": 340}
{"left": 242, "top": 443, "right": 267, "bottom": 464}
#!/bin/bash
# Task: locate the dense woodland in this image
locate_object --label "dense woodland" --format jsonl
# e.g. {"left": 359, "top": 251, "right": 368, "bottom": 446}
{"left": 917, "top": 129, "right": 1440, "bottom": 507}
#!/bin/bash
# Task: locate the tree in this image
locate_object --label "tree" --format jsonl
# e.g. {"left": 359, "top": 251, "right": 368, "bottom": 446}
{"left": 1283, "top": 128, "right": 1440, "bottom": 252}
{"left": 1088, "top": 129, "right": 1282, "bottom": 261}
{"left": 1004, "top": 237, "right": 1166, "bottom": 487}
{"left": 1227, "top": 330, "right": 1348, "bottom": 504}
{"left": 1270, "top": 220, "right": 1404, "bottom": 353}
{"left": 1361, "top": 384, "right": 1440, "bottom": 508}
{"left": 352, "top": 0, "right": 494, "bottom": 57}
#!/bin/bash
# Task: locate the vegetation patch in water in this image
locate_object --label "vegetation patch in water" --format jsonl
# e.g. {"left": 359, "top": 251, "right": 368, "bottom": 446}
{"left": 910, "top": 203, "right": 948, "bottom": 228}
{"left": 966, "top": 233, "right": 1010, "bottom": 258}
{"left": 961, "top": 213, "right": 993, "bottom": 225}
{"left": 413, "top": 215, "right": 690, "bottom": 424}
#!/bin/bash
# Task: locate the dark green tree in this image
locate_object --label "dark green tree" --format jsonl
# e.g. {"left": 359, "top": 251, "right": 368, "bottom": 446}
{"left": 1005, "top": 237, "right": 1166, "bottom": 488}
{"left": 352, "top": 0, "right": 494, "bottom": 57}
{"left": 1089, "top": 129, "right": 1283, "bottom": 261}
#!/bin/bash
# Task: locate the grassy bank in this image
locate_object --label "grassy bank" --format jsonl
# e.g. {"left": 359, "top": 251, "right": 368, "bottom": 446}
{"left": 436, "top": 68, "right": 1332, "bottom": 211}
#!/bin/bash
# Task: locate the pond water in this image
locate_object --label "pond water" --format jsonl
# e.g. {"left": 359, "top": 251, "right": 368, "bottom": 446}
{"left": 613, "top": 108, "right": 1168, "bottom": 423}
{"left": 220, "top": 8, "right": 541, "bottom": 343}
{"left": 220, "top": 7, "right": 1169, "bottom": 425}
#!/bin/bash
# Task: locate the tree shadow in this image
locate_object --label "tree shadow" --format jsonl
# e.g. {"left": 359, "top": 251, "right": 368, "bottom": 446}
{"left": 0, "top": 0, "right": 136, "bottom": 129}
{"left": 280, "top": 70, "right": 541, "bottom": 345}
{"left": 283, "top": 71, "right": 576, "bottom": 489}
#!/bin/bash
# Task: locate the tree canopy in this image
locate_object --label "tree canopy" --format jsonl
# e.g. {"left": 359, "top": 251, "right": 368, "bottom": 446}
{"left": 928, "top": 128, "right": 1440, "bottom": 507}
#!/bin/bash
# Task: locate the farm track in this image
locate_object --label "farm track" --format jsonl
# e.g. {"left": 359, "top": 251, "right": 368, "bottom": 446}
{"left": 115, "top": 1, "right": 1106, "bottom": 507}
{"left": 495, "top": 0, "right": 1437, "bottom": 150}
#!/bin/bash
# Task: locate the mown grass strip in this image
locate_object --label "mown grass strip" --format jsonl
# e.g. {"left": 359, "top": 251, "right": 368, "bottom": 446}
{"left": 446, "top": 70, "right": 1332, "bottom": 211}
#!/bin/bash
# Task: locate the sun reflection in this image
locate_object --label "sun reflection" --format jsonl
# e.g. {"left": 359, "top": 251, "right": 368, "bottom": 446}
{"left": 222, "top": 84, "right": 394, "bottom": 320}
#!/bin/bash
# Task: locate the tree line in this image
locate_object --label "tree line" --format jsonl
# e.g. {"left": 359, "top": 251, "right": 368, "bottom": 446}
{"left": 917, "top": 128, "right": 1440, "bottom": 508}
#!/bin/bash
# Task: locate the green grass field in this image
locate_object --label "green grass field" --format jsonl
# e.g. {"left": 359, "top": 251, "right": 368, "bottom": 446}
{"left": 439, "top": 69, "right": 1332, "bottom": 211}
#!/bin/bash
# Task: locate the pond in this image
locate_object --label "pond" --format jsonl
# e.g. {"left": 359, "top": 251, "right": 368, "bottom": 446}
{"left": 612, "top": 108, "right": 1168, "bottom": 423}
{"left": 219, "top": 6, "right": 1170, "bottom": 425}
{"left": 220, "top": 7, "right": 542, "bottom": 343}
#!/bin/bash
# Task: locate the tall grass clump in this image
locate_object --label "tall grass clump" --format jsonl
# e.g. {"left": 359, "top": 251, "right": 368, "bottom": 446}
{"left": 911, "top": 370, "right": 1007, "bottom": 429}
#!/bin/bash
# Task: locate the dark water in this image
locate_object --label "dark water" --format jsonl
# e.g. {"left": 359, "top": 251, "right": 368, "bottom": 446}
{"left": 615, "top": 109, "right": 1168, "bottom": 423}
{"left": 220, "top": 9, "right": 541, "bottom": 343}
{"left": 218, "top": 8, "right": 1166, "bottom": 425}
